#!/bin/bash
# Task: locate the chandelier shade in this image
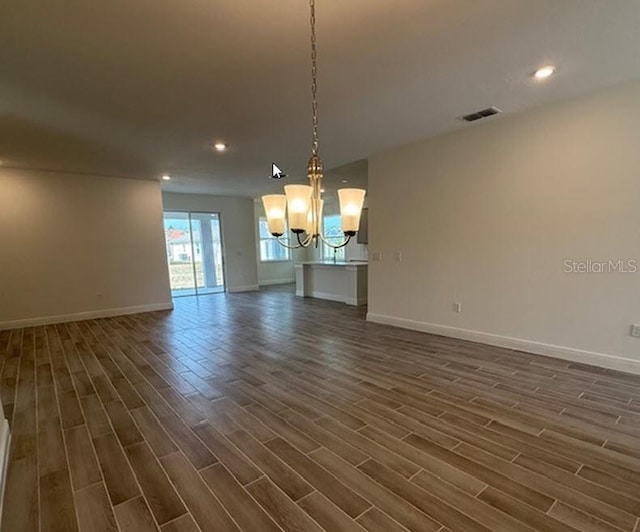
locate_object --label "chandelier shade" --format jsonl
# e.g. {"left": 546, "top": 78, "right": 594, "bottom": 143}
{"left": 262, "top": 194, "right": 287, "bottom": 236}
{"left": 338, "top": 188, "right": 366, "bottom": 235}
{"left": 260, "top": 0, "right": 366, "bottom": 250}
{"left": 284, "top": 185, "right": 313, "bottom": 232}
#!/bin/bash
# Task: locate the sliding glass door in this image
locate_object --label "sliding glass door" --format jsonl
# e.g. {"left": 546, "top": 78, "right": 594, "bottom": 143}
{"left": 189, "top": 213, "right": 225, "bottom": 295}
{"left": 163, "top": 211, "right": 225, "bottom": 297}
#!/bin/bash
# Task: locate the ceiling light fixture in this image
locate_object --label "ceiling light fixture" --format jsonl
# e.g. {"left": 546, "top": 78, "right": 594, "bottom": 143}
{"left": 162, "top": 174, "right": 171, "bottom": 181}
{"left": 262, "top": 0, "right": 366, "bottom": 250}
{"left": 214, "top": 142, "right": 227, "bottom": 152}
{"left": 533, "top": 65, "right": 556, "bottom": 80}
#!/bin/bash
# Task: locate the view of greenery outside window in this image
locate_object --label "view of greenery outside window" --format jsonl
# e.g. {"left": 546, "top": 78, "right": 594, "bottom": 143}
{"left": 259, "top": 216, "right": 291, "bottom": 261}
{"left": 322, "top": 214, "right": 346, "bottom": 261}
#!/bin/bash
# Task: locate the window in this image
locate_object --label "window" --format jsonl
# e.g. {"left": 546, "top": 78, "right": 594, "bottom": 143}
{"left": 259, "top": 217, "right": 291, "bottom": 261}
{"left": 322, "top": 214, "right": 346, "bottom": 261}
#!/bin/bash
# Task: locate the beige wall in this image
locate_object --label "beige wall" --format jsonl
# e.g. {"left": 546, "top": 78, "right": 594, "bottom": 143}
{"left": 368, "top": 80, "right": 640, "bottom": 373}
{"left": 0, "top": 170, "right": 172, "bottom": 328}
{"left": 162, "top": 192, "right": 258, "bottom": 291}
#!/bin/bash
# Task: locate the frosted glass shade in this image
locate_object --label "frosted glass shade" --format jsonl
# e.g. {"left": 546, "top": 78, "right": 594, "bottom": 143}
{"left": 261, "top": 194, "right": 287, "bottom": 236}
{"left": 338, "top": 188, "right": 366, "bottom": 234}
{"left": 285, "top": 184, "right": 313, "bottom": 231}
{"left": 305, "top": 198, "right": 324, "bottom": 236}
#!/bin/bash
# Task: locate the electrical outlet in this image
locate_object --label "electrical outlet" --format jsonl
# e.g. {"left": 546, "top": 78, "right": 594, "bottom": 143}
{"left": 453, "top": 302, "right": 462, "bottom": 313}
{"left": 631, "top": 324, "right": 640, "bottom": 338}
{"left": 394, "top": 251, "right": 402, "bottom": 263}
{"left": 371, "top": 252, "right": 383, "bottom": 262}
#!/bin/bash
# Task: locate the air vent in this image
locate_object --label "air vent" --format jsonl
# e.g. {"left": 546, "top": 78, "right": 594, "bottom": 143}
{"left": 459, "top": 106, "right": 502, "bottom": 123}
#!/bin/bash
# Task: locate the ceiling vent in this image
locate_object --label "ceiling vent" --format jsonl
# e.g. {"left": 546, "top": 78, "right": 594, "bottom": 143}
{"left": 459, "top": 106, "right": 502, "bottom": 123}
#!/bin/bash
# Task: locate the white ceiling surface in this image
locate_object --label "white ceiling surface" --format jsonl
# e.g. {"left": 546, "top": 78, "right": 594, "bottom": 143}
{"left": 1, "top": 1, "right": 639, "bottom": 197}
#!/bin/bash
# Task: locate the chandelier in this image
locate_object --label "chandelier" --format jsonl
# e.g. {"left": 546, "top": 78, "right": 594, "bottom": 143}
{"left": 261, "top": 0, "right": 366, "bottom": 249}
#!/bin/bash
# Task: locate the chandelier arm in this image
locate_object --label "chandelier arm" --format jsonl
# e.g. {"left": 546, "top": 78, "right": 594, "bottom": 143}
{"left": 274, "top": 235, "right": 304, "bottom": 250}
{"left": 318, "top": 232, "right": 352, "bottom": 249}
{"left": 295, "top": 232, "right": 314, "bottom": 248}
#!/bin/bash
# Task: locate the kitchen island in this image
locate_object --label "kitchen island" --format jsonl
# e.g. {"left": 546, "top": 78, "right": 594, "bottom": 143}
{"left": 294, "top": 261, "right": 368, "bottom": 306}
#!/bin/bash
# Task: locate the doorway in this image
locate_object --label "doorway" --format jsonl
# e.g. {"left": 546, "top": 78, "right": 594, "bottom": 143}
{"left": 163, "top": 211, "right": 225, "bottom": 297}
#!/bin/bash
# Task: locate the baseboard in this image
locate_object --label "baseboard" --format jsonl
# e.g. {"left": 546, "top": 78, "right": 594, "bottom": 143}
{"left": 0, "top": 302, "right": 174, "bottom": 330}
{"left": 303, "top": 290, "right": 346, "bottom": 304}
{"left": 367, "top": 313, "right": 640, "bottom": 375}
{"left": 227, "top": 285, "right": 260, "bottom": 293}
{"left": 345, "top": 296, "right": 368, "bottom": 306}
{"left": 0, "top": 419, "right": 10, "bottom": 525}
{"left": 296, "top": 290, "right": 367, "bottom": 306}
{"left": 259, "top": 279, "right": 295, "bottom": 287}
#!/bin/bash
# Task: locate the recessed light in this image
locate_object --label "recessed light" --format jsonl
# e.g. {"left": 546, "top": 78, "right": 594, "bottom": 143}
{"left": 213, "top": 142, "right": 227, "bottom": 152}
{"left": 341, "top": 179, "right": 348, "bottom": 184}
{"left": 162, "top": 174, "right": 171, "bottom": 181}
{"left": 533, "top": 65, "right": 556, "bottom": 80}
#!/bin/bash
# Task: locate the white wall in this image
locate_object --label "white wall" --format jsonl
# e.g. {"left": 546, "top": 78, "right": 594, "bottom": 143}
{"left": 162, "top": 193, "right": 258, "bottom": 291}
{"left": 0, "top": 169, "right": 172, "bottom": 328}
{"left": 368, "top": 80, "right": 640, "bottom": 373}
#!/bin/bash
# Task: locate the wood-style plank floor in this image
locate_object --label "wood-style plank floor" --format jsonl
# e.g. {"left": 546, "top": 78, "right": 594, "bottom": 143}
{"left": 2, "top": 285, "right": 640, "bottom": 532}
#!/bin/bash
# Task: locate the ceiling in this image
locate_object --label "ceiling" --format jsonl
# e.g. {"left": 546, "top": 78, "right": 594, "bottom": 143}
{"left": 1, "top": 0, "right": 639, "bottom": 197}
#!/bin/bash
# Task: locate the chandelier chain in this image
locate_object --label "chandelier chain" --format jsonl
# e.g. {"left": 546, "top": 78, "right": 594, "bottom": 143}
{"left": 310, "top": 0, "right": 319, "bottom": 156}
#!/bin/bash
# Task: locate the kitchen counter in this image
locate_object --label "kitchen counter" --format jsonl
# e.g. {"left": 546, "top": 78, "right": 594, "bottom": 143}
{"left": 295, "top": 261, "right": 368, "bottom": 306}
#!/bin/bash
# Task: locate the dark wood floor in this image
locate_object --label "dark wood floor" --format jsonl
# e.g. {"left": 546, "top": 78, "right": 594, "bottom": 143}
{"left": 1, "top": 285, "right": 640, "bottom": 532}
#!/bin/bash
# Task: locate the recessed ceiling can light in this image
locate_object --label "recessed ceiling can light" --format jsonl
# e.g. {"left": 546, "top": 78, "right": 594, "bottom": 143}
{"left": 341, "top": 179, "right": 348, "bottom": 184}
{"left": 213, "top": 142, "right": 227, "bottom": 151}
{"left": 533, "top": 65, "right": 556, "bottom": 80}
{"left": 162, "top": 174, "right": 171, "bottom": 181}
